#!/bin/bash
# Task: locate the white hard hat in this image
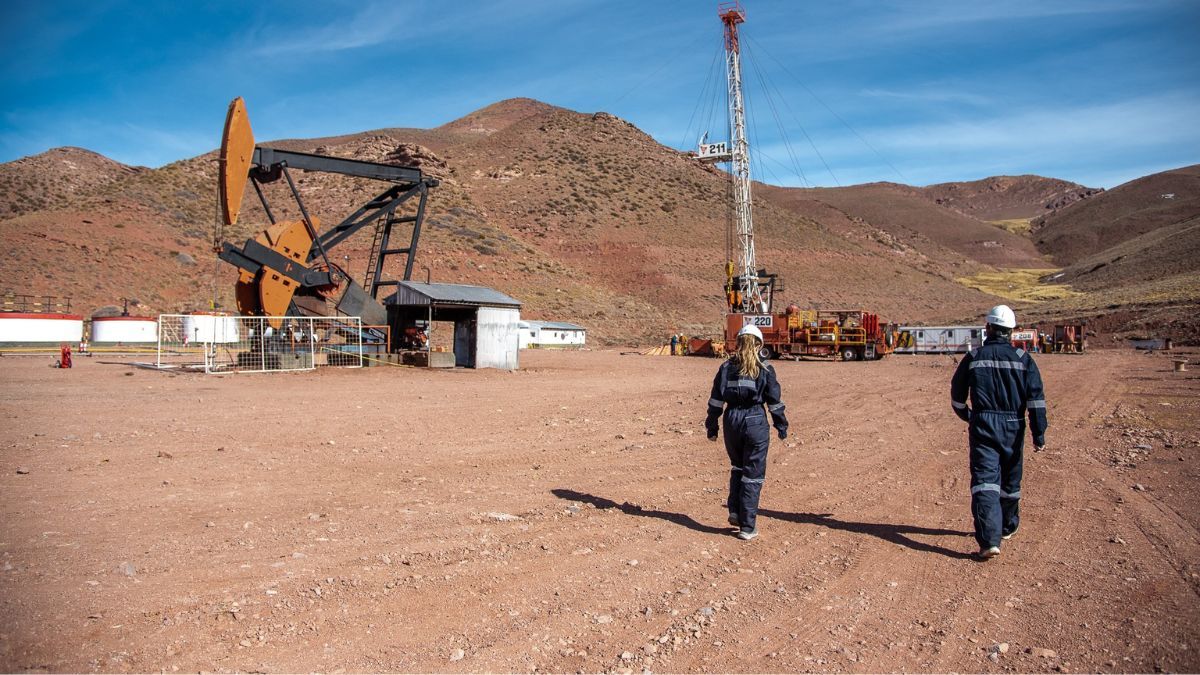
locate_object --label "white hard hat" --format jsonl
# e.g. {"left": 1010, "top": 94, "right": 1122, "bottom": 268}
{"left": 737, "top": 324, "right": 763, "bottom": 342}
{"left": 986, "top": 304, "right": 1017, "bottom": 329}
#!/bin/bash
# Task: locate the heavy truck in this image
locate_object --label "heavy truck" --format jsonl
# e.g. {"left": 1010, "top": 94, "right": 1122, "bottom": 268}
{"left": 726, "top": 308, "right": 897, "bottom": 361}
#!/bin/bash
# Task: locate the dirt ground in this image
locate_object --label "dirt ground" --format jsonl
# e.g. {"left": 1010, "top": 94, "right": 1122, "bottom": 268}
{"left": 1, "top": 347, "right": 1197, "bottom": 673}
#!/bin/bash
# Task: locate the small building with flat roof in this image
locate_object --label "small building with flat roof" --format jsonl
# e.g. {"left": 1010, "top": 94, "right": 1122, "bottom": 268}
{"left": 385, "top": 282, "right": 521, "bottom": 370}
{"left": 518, "top": 320, "right": 586, "bottom": 349}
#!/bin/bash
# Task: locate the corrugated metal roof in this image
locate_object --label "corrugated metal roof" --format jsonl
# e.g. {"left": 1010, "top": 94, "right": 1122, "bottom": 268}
{"left": 522, "top": 320, "right": 586, "bottom": 331}
{"left": 385, "top": 282, "right": 522, "bottom": 308}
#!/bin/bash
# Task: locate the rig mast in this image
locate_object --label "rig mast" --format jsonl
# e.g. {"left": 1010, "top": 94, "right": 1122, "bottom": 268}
{"left": 697, "top": 2, "right": 773, "bottom": 314}
{"left": 720, "top": 2, "right": 765, "bottom": 314}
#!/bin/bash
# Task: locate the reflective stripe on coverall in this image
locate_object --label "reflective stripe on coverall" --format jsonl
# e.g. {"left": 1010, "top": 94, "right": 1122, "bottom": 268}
{"left": 950, "top": 339, "right": 1048, "bottom": 548}
{"left": 706, "top": 359, "right": 788, "bottom": 531}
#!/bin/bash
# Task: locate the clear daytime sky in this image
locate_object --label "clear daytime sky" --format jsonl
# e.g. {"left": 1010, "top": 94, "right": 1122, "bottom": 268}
{"left": 2, "top": 0, "right": 1198, "bottom": 188}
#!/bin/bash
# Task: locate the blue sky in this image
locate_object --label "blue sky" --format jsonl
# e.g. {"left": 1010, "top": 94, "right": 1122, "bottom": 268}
{"left": 1, "top": 0, "right": 1197, "bottom": 188}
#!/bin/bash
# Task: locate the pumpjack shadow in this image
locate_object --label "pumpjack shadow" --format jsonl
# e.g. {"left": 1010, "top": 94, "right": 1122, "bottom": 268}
{"left": 551, "top": 489, "right": 976, "bottom": 561}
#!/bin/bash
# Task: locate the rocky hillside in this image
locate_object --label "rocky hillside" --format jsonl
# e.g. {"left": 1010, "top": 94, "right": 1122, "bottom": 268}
{"left": 920, "top": 175, "right": 1101, "bottom": 221}
{"left": 784, "top": 182, "right": 1048, "bottom": 267}
{"left": 1032, "top": 164, "right": 1200, "bottom": 265}
{"left": 0, "top": 147, "right": 147, "bottom": 219}
{"left": 1018, "top": 165, "right": 1200, "bottom": 343}
{"left": 1, "top": 98, "right": 1193, "bottom": 343}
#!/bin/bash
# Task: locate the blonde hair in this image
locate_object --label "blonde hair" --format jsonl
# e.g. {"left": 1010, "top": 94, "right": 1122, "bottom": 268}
{"left": 735, "top": 333, "right": 762, "bottom": 379}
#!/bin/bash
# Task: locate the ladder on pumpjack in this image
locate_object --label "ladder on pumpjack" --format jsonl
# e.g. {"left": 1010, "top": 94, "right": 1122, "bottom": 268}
{"left": 362, "top": 210, "right": 421, "bottom": 298}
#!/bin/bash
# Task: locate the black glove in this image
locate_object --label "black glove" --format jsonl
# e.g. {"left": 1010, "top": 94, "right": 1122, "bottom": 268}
{"left": 777, "top": 429, "right": 787, "bottom": 440}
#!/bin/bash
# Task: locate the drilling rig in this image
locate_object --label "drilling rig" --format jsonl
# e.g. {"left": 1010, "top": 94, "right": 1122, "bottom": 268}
{"left": 696, "top": 3, "right": 896, "bottom": 361}
{"left": 696, "top": 2, "right": 778, "bottom": 350}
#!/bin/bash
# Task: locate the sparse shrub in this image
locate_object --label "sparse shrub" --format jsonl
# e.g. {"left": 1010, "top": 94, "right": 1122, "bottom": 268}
{"left": 453, "top": 227, "right": 483, "bottom": 240}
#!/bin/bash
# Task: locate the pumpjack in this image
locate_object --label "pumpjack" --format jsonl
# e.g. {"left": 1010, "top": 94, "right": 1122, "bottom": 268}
{"left": 216, "top": 97, "right": 438, "bottom": 330}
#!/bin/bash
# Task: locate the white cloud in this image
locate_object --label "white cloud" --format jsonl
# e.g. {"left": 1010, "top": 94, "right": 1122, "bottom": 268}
{"left": 735, "top": 91, "right": 1200, "bottom": 187}
{"left": 249, "top": 1, "right": 581, "bottom": 56}
{"left": 0, "top": 112, "right": 211, "bottom": 168}
{"left": 870, "top": 92, "right": 1200, "bottom": 154}
{"left": 251, "top": 3, "right": 413, "bottom": 55}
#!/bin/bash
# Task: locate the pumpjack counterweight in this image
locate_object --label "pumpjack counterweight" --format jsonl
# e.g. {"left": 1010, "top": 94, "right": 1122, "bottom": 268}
{"left": 215, "top": 97, "right": 438, "bottom": 329}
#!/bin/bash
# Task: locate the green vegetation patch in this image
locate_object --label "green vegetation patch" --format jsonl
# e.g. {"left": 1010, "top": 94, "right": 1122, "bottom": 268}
{"left": 957, "top": 268, "right": 1080, "bottom": 302}
{"left": 989, "top": 218, "right": 1033, "bottom": 235}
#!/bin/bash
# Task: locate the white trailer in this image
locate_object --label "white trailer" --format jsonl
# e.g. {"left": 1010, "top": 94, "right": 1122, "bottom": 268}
{"left": 894, "top": 325, "right": 984, "bottom": 354}
{"left": 518, "top": 320, "right": 586, "bottom": 349}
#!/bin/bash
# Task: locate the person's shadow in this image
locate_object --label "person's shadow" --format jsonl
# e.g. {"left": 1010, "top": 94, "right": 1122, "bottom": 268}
{"left": 551, "top": 488, "right": 975, "bottom": 560}
{"left": 551, "top": 488, "right": 729, "bottom": 534}
{"left": 756, "top": 508, "right": 976, "bottom": 560}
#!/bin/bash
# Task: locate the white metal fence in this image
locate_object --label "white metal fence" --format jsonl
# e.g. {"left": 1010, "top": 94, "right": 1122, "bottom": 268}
{"left": 156, "top": 315, "right": 367, "bottom": 373}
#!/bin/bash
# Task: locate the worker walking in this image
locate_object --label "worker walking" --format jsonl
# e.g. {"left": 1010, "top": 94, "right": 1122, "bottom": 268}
{"left": 706, "top": 325, "right": 788, "bottom": 541}
{"left": 950, "top": 305, "right": 1048, "bottom": 559}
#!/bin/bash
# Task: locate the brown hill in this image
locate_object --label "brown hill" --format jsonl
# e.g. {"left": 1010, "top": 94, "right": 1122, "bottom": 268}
{"left": 920, "top": 175, "right": 1100, "bottom": 221}
{"left": 1032, "top": 164, "right": 1200, "bottom": 265}
{"left": 436, "top": 97, "right": 563, "bottom": 136}
{"left": 429, "top": 109, "right": 1003, "bottom": 338}
{"left": 8, "top": 99, "right": 1192, "bottom": 344}
{"left": 786, "top": 182, "right": 1048, "bottom": 267}
{"left": 1011, "top": 165, "right": 1200, "bottom": 343}
{"left": 0, "top": 102, "right": 1007, "bottom": 344}
{"left": 1059, "top": 213, "right": 1200, "bottom": 286}
{"left": 0, "top": 147, "right": 147, "bottom": 220}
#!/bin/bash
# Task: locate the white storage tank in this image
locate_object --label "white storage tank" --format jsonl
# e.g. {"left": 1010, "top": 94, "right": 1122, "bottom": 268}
{"left": 91, "top": 315, "right": 158, "bottom": 343}
{"left": 0, "top": 313, "right": 84, "bottom": 343}
{"left": 182, "top": 312, "right": 240, "bottom": 343}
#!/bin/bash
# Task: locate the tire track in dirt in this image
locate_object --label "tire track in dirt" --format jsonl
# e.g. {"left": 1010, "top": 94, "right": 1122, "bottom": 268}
{"left": 914, "top": 353, "right": 1107, "bottom": 671}
{"left": 2, "top": 351, "right": 1197, "bottom": 672}
{"left": 911, "top": 352, "right": 1199, "bottom": 673}
{"left": 412, "top": 360, "right": 955, "bottom": 667}
{"left": 650, "top": 360, "right": 975, "bottom": 672}
{"left": 1071, "top": 357, "right": 1200, "bottom": 609}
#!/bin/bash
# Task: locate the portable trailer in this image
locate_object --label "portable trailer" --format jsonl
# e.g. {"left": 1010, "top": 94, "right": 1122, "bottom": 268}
{"left": 725, "top": 308, "right": 897, "bottom": 361}
{"left": 894, "top": 325, "right": 984, "bottom": 354}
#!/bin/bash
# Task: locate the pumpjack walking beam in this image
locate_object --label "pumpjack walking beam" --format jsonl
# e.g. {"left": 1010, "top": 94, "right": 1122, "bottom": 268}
{"left": 216, "top": 97, "right": 438, "bottom": 325}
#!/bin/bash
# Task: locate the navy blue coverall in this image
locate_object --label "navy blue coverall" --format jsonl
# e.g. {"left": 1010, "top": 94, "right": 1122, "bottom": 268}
{"left": 950, "top": 337, "right": 1048, "bottom": 549}
{"left": 706, "top": 359, "right": 789, "bottom": 531}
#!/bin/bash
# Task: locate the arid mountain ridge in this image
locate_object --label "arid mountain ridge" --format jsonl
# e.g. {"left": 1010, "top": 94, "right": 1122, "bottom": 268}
{"left": 1, "top": 97, "right": 1195, "bottom": 343}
